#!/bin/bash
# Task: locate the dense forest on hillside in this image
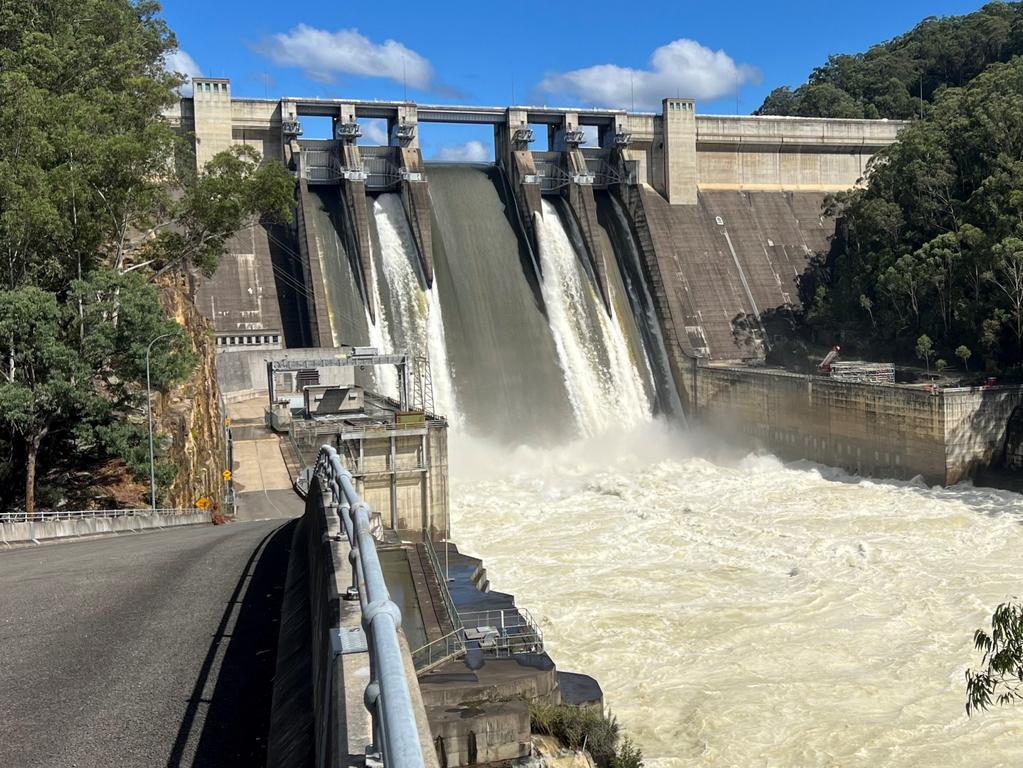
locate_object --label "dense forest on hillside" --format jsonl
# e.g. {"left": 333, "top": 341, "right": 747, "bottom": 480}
{"left": 762, "top": 2, "right": 1023, "bottom": 375}
{"left": 0, "top": 0, "right": 293, "bottom": 513}
{"left": 757, "top": 2, "right": 1023, "bottom": 119}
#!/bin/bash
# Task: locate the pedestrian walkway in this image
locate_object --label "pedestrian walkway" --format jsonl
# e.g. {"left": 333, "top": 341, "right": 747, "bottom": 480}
{"left": 227, "top": 398, "right": 303, "bottom": 521}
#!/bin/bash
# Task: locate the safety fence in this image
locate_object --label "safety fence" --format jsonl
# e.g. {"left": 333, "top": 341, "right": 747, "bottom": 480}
{"left": 0, "top": 508, "right": 200, "bottom": 524}
{"left": 411, "top": 606, "right": 544, "bottom": 674}
{"left": 314, "top": 445, "right": 426, "bottom": 767}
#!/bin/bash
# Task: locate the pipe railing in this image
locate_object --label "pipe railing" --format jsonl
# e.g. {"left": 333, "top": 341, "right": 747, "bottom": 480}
{"left": 410, "top": 606, "right": 545, "bottom": 673}
{"left": 411, "top": 627, "right": 465, "bottom": 673}
{"left": 314, "top": 445, "right": 425, "bottom": 768}
{"left": 0, "top": 508, "right": 201, "bottom": 523}
{"left": 422, "top": 533, "right": 462, "bottom": 633}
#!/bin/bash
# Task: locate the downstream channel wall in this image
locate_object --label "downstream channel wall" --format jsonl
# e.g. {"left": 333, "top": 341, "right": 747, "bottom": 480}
{"left": 692, "top": 366, "right": 1023, "bottom": 485}
{"left": 267, "top": 475, "right": 438, "bottom": 767}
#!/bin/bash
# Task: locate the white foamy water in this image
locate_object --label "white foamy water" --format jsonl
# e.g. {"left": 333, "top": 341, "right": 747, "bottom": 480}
{"left": 370, "top": 194, "right": 460, "bottom": 420}
{"left": 535, "top": 201, "right": 650, "bottom": 435}
{"left": 365, "top": 233, "right": 398, "bottom": 398}
{"left": 449, "top": 425, "right": 1023, "bottom": 767}
{"left": 425, "top": 283, "right": 461, "bottom": 427}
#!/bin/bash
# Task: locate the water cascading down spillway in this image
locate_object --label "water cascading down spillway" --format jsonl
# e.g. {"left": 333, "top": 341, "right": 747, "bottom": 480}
{"left": 365, "top": 192, "right": 459, "bottom": 421}
{"left": 426, "top": 164, "right": 577, "bottom": 441}
{"left": 533, "top": 198, "right": 652, "bottom": 436}
{"left": 598, "top": 193, "right": 685, "bottom": 419}
{"left": 337, "top": 167, "right": 661, "bottom": 443}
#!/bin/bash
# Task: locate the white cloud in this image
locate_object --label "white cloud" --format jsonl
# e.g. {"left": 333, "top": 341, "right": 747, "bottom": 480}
{"left": 580, "top": 125, "right": 599, "bottom": 146}
{"left": 164, "top": 49, "right": 203, "bottom": 96}
{"left": 537, "top": 39, "right": 759, "bottom": 110}
{"left": 258, "top": 25, "right": 433, "bottom": 89}
{"left": 435, "top": 140, "right": 489, "bottom": 162}
{"left": 360, "top": 119, "right": 388, "bottom": 145}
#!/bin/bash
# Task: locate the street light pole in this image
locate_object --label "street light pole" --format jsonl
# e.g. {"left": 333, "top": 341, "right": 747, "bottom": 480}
{"left": 146, "top": 332, "right": 176, "bottom": 511}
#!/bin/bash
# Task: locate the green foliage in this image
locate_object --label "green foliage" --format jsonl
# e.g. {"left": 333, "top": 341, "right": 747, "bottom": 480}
{"left": 966, "top": 600, "right": 1023, "bottom": 715}
{"left": 0, "top": 0, "right": 289, "bottom": 511}
{"left": 611, "top": 737, "right": 644, "bottom": 768}
{"left": 916, "top": 335, "right": 934, "bottom": 370}
{"left": 0, "top": 272, "right": 191, "bottom": 511}
{"left": 0, "top": 0, "right": 182, "bottom": 291}
{"left": 796, "top": 56, "right": 1023, "bottom": 373}
{"left": 146, "top": 145, "right": 295, "bottom": 278}
{"left": 757, "top": 3, "right": 1023, "bottom": 119}
{"left": 956, "top": 344, "right": 972, "bottom": 369}
{"left": 94, "top": 419, "right": 179, "bottom": 490}
{"left": 0, "top": 287, "right": 95, "bottom": 440}
{"left": 529, "top": 703, "right": 642, "bottom": 768}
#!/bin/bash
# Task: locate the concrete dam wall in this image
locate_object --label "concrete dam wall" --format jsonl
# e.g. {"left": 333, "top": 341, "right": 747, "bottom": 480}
{"left": 171, "top": 81, "right": 1023, "bottom": 486}
{"left": 165, "top": 83, "right": 899, "bottom": 361}
{"left": 629, "top": 187, "right": 832, "bottom": 362}
{"left": 294, "top": 162, "right": 659, "bottom": 442}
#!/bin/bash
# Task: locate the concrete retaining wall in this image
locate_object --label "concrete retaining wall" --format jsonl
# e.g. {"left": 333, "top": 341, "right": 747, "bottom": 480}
{"left": 693, "top": 366, "right": 1023, "bottom": 485}
{"left": 216, "top": 347, "right": 355, "bottom": 397}
{"left": 267, "top": 478, "right": 438, "bottom": 767}
{"left": 1, "top": 511, "right": 210, "bottom": 546}
{"left": 944, "top": 386, "right": 1023, "bottom": 484}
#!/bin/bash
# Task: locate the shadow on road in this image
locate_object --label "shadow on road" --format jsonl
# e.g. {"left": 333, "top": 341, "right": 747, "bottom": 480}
{"left": 166, "top": 520, "right": 296, "bottom": 768}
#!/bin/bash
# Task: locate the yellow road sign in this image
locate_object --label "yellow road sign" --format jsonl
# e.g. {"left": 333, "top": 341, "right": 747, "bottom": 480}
{"left": 224, "top": 417, "right": 231, "bottom": 427}
{"left": 196, "top": 496, "right": 211, "bottom": 510}
{"left": 222, "top": 470, "right": 232, "bottom": 482}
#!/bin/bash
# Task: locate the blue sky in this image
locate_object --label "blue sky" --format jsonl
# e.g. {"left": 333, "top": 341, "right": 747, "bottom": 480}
{"left": 162, "top": 0, "right": 990, "bottom": 159}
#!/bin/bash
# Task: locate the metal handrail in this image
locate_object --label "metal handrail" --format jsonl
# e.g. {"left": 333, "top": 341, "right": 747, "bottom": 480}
{"left": 459, "top": 608, "right": 545, "bottom": 655}
{"left": 0, "top": 508, "right": 202, "bottom": 523}
{"left": 411, "top": 627, "right": 466, "bottom": 672}
{"left": 422, "top": 533, "right": 462, "bottom": 632}
{"left": 291, "top": 417, "right": 431, "bottom": 445}
{"left": 315, "top": 445, "right": 425, "bottom": 767}
{"left": 410, "top": 606, "right": 545, "bottom": 673}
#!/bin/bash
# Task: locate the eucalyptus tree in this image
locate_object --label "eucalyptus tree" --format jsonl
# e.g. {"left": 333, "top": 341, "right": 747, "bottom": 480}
{"left": 0, "top": 0, "right": 294, "bottom": 512}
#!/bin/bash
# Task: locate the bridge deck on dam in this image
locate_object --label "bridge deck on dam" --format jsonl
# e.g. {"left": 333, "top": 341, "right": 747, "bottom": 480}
{"left": 0, "top": 519, "right": 294, "bottom": 768}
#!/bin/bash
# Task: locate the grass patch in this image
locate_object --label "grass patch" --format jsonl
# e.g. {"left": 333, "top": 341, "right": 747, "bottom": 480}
{"left": 529, "top": 702, "right": 643, "bottom": 768}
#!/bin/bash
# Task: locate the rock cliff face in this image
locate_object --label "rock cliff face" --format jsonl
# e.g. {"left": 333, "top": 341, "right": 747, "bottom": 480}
{"left": 156, "top": 278, "right": 226, "bottom": 510}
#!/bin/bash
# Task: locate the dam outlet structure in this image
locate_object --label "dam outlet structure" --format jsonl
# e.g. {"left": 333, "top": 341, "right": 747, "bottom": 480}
{"left": 170, "top": 79, "right": 1023, "bottom": 485}
{"left": 176, "top": 83, "right": 1023, "bottom": 768}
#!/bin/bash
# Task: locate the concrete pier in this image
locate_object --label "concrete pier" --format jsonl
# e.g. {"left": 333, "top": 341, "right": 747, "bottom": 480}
{"left": 563, "top": 147, "right": 613, "bottom": 312}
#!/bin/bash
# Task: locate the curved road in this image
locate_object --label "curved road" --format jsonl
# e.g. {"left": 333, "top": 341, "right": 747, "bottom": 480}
{"left": 0, "top": 519, "right": 295, "bottom": 767}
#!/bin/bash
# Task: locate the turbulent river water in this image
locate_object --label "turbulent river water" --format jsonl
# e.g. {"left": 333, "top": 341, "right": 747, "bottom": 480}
{"left": 309, "top": 170, "right": 1023, "bottom": 765}
{"left": 448, "top": 424, "right": 1023, "bottom": 768}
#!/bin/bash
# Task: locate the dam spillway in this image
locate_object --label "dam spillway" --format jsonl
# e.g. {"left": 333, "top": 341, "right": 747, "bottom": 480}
{"left": 175, "top": 81, "right": 1023, "bottom": 767}
{"left": 298, "top": 171, "right": 835, "bottom": 441}
{"left": 307, "top": 162, "right": 661, "bottom": 442}
{"left": 183, "top": 85, "right": 905, "bottom": 416}
{"left": 427, "top": 164, "right": 574, "bottom": 441}
{"left": 533, "top": 197, "right": 652, "bottom": 435}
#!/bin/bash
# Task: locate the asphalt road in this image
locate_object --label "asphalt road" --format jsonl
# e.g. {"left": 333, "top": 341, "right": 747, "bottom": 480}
{"left": 0, "top": 519, "right": 296, "bottom": 767}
